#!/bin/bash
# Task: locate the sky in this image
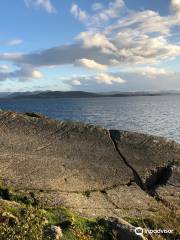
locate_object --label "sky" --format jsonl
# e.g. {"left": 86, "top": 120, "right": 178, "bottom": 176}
{"left": 0, "top": 0, "right": 180, "bottom": 92}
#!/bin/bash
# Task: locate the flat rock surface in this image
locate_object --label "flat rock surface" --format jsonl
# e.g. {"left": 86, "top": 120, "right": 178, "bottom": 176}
{"left": 0, "top": 111, "right": 132, "bottom": 191}
{"left": 0, "top": 111, "right": 179, "bottom": 219}
{"left": 110, "top": 130, "right": 179, "bottom": 187}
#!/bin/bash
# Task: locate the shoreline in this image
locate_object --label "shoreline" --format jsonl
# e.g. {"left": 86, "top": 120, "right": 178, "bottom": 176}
{"left": 0, "top": 110, "right": 179, "bottom": 239}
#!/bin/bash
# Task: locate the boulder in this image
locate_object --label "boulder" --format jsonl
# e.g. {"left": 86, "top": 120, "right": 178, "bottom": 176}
{"left": 102, "top": 217, "right": 147, "bottom": 240}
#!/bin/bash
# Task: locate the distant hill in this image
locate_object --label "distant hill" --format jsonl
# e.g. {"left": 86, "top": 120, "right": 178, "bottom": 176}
{"left": 16, "top": 91, "right": 101, "bottom": 98}
{"left": 0, "top": 92, "right": 11, "bottom": 98}
{"left": 1, "top": 90, "right": 180, "bottom": 99}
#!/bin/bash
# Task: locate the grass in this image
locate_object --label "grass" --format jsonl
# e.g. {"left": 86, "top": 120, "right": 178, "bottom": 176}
{"left": 0, "top": 202, "right": 115, "bottom": 240}
{"left": 124, "top": 209, "right": 180, "bottom": 240}
{"left": 0, "top": 180, "right": 179, "bottom": 240}
{"left": 0, "top": 181, "right": 115, "bottom": 240}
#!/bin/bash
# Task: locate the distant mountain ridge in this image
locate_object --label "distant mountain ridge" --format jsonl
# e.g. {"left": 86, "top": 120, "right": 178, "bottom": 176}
{"left": 0, "top": 90, "right": 180, "bottom": 99}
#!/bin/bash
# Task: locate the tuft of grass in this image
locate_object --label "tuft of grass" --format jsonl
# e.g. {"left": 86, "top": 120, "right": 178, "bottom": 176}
{"left": 125, "top": 207, "right": 180, "bottom": 240}
{"left": 0, "top": 186, "right": 39, "bottom": 207}
{"left": 0, "top": 182, "right": 115, "bottom": 240}
{"left": 0, "top": 204, "right": 48, "bottom": 240}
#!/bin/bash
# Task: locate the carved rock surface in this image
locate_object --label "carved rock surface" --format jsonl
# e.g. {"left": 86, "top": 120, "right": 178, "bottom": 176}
{"left": 0, "top": 111, "right": 179, "bottom": 219}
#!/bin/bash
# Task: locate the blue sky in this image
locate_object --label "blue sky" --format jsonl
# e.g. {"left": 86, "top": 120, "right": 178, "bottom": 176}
{"left": 0, "top": 0, "right": 180, "bottom": 92}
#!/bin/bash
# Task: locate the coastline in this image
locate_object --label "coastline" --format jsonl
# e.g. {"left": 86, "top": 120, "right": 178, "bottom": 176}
{"left": 0, "top": 110, "right": 179, "bottom": 239}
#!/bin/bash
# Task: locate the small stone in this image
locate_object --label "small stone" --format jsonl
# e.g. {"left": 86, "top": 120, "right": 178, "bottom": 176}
{"left": 44, "top": 225, "right": 63, "bottom": 240}
{"left": 1, "top": 212, "right": 19, "bottom": 226}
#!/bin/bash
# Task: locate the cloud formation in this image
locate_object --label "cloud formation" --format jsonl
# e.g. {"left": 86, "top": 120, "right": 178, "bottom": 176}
{"left": 171, "top": 0, "right": 180, "bottom": 12}
{"left": 71, "top": 0, "right": 125, "bottom": 26}
{"left": 5, "top": 0, "right": 178, "bottom": 69}
{"left": 0, "top": 65, "right": 43, "bottom": 82}
{"left": 24, "top": 0, "right": 56, "bottom": 13}
{"left": 70, "top": 4, "right": 88, "bottom": 22}
{"left": 75, "top": 58, "right": 107, "bottom": 70}
{"left": 63, "top": 73, "right": 126, "bottom": 87}
{"left": 6, "top": 39, "right": 23, "bottom": 46}
{"left": 0, "top": 0, "right": 180, "bottom": 90}
{"left": 0, "top": 65, "right": 10, "bottom": 72}
{"left": 95, "top": 73, "right": 125, "bottom": 85}
{"left": 139, "top": 67, "right": 173, "bottom": 78}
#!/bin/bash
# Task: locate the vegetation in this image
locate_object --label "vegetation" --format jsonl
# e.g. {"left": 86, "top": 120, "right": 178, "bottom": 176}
{"left": 0, "top": 180, "right": 179, "bottom": 240}
{"left": 125, "top": 209, "right": 180, "bottom": 240}
{"left": 0, "top": 181, "right": 115, "bottom": 240}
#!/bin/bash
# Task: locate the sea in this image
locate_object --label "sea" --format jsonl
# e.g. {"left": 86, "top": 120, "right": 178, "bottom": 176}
{"left": 0, "top": 95, "right": 180, "bottom": 142}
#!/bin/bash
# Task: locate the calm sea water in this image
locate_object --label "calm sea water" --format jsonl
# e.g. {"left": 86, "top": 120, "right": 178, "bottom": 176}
{"left": 0, "top": 95, "right": 180, "bottom": 142}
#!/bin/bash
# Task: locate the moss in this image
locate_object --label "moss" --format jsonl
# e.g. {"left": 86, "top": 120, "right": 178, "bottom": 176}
{"left": 0, "top": 182, "right": 39, "bottom": 207}
{"left": 45, "top": 208, "right": 114, "bottom": 240}
{"left": 1, "top": 182, "right": 179, "bottom": 240}
{"left": 0, "top": 196, "right": 115, "bottom": 240}
{"left": 0, "top": 204, "right": 47, "bottom": 240}
{"left": 6, "top": 189, "right": 38, "bottom": 206}
{"left": 125, "top": 211, "right": 180, "bottom": 240}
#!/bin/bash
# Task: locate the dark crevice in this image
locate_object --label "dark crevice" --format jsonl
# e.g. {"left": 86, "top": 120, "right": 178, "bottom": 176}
{"left": 145, "top": 164, "right": 173, "bottom": 190}
{"left": 144, "top": 164, "right": 176, "bottom": 208}
{"left": 15, "top": 182, "right": 130, "bottom": 196}
{"left": 127, "top": 179, "right": 135, "bottom": 187}
{"left": 25, "top": 112, "right": 42, "bottom": 118}
{"left": 108, "top": 130, "right": 176, "bottom": 208}
{"left": 108, "top": 130, "right": 145, "bottom": 191}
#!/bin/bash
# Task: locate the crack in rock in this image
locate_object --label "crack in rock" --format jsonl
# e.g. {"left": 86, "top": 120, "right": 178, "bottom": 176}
{"left": 14, "top": 182, "right": 130, "bottom": 196}
{"left": 108, "top": 130, "right": 178, "bottom": 209}
{"left": 108, "top": 130, "right": 145, "bottom": 191}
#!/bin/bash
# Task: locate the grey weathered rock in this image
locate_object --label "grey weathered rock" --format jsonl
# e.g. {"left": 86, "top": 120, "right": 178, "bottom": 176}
{"left": 0, "top": 111, "right": 179, "bottom": 219}
{"left": 109, "top": 130, "right": 180, "bottom": 208}
{"left": 156, "top": 163, "right": 180, "bottom": 208}
{"left": 0, "top": 111, "right": 132, "bottom": 191}
{"left": 109, "top": 130, "right": 179, "bottom": 188}
{"left": 103, "top": 217, "right": 147, "bottom": 240}
{"left": 43, "top": 225, "right": 63, "bottom": 240}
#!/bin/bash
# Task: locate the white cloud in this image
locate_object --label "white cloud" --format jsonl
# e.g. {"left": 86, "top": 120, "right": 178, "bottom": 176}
{"left": 70, "top": 4, "right": 88, "bottom": 22}
{"left": 75, "top": 58, "right": 107, "bottom": 70}
{"left": 91, "top": 0, "right": 125, "bottom": 25}
{"left": 91, "top": 3, "right": 103, "bottom": 11}
{"left": 113, "top": 35, "right": 180, "bottom": 64}
{"left": 24, "top": 0, "right": 56, "bottom": 13}
{"left": 7, "top": 39, "right": 23, "bottom": 46}
{"left": 95, "top": 73, "right": 125, "bottom": 85}
{"left": 0, "top": 53, "right": 22, "bottom": 61}
{"left": 1, "top": 0, "right": 180, "bottom": 87}
{"left": 72, "top": 79, "right": 82, "bottom": 86}
{"left": 69, "top": 1, "right": 180, "bottom": 67}
{"left": 171, "top": 0, "right": 180, "bottom": 12}
{"left": 136, "top": 67, "right": 173, "bottom": 78}
{"left": 76, "top": 31, "right": 117, "bottom": 53}
{"left": 108, "top": 11, "right": 171, "bottom": 36}
{"left": 0, "top": 65, "right": 43, "bottom": 82}
{"left": 0, "top": 65, "right": 10, "bottom": 72}
{"left": 61, "top": 73, "right": 126, "bottom": 87}
{"left": 71, "top": 0, "right": 124, "bottom": 25}
{"left": 32, "top": 69, "right": 43, "bottom": 79}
